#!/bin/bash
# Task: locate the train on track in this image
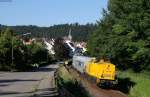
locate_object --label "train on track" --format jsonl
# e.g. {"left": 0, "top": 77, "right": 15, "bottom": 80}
{"left": 62, "top": 38, "right": 117, "bottom": 87}
{"left": 71, "top": 55, "right": 117, "bottom": 87}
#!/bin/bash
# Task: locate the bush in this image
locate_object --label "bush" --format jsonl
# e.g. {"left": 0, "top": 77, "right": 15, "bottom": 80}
{"left": 0, "top": 28, "right": 52, "bottom": 71}
{"left": 57, "top": 66, "right": 90, "bottom": 97}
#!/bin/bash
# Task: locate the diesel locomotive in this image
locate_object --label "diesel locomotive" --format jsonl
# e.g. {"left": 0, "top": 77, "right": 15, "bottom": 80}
{"left": 72, "top": 55, "right": 117, "bottom": 87}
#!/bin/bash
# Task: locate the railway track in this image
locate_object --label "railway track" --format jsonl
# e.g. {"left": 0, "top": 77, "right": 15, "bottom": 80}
{"left": 65, "top": 65, "right": 128, "bottom": 97}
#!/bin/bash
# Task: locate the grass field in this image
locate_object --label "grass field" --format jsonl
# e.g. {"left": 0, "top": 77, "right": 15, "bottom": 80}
{"left": 118, "top": 71, "right": 150, "bottom": 97}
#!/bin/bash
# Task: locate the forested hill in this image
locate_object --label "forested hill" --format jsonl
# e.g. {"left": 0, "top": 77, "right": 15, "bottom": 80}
{"left": 0, "top": 23, "right": 96, "bottom": 41}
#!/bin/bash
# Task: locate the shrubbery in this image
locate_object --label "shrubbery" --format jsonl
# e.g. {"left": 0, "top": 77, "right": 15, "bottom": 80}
{"left": 0, "top": 28, "right": 51, "bottom": 71}
{"left": 53, "top": 37, "right": 70, "bottom": 60}
{"left": 57, "top": 66, "right": 90, "bottom": 97}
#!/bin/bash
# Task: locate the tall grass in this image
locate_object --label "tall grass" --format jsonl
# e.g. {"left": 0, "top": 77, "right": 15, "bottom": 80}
{"left": 118, "top": 71, "right": 150, "bottom": 97}
{"left": 57, "top": 65, "right": 90, "bottom": 97}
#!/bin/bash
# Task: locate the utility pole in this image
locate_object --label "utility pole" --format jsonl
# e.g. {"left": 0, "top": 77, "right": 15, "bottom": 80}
{"left": 11, "top": 35, "right": 14, "bottom": 69}
{"left": 11, "top": 32, "right": 31, "bottom": 68}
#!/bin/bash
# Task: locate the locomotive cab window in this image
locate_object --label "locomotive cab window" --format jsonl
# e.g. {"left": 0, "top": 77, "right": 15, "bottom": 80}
{"left": 79, "top": 62, "right": 84, "bottom": 67}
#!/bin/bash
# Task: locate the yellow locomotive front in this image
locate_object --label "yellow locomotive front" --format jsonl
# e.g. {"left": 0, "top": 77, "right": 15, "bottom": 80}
{"left": 85, "top": 59, "right": 116, "bottom": 86}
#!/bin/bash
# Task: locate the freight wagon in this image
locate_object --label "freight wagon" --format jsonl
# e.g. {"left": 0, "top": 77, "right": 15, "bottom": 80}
{"left": 72, "top": 55, "right": 94, "bottom": 73}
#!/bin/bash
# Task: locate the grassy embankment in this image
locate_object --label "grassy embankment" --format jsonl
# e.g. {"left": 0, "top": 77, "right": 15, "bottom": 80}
{"left": 57, "top": 65, "right": 90, "bottom": 97}
{"left": 118, "top": 71, "right": 150, "bottom": 97}
{"left": 56, "top": 65, "right": 149, "bottom": 97}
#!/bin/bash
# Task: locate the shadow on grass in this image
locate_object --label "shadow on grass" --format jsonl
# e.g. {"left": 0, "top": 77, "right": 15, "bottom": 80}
{"left": 115, "top": 77, "right": 136, "bottom": 94}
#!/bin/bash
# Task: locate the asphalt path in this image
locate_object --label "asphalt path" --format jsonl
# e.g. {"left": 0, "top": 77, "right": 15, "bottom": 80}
{"left": 0, "top": 64, "right": 58, "bottom": 97}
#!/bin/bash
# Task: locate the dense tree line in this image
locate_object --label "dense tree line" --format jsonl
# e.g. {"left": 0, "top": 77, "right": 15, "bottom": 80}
{"left": 0, "top": 23, "right": 96, "bottom": 41}
{"left": 53, "top": 38, "right": 70, "bottom": 60}
{"left": 88, "top": 0, "right": 150, "bottom": 71}
{"left": 0, "top": 28, "right": 51, "bottom": 71}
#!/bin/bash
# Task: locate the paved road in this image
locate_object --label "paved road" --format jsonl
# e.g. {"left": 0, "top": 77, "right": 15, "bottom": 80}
{"left": 0, "top": 64, "right": 58, "bottom": 97}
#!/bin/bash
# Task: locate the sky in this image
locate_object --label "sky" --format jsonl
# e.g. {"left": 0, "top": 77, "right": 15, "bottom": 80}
{"left": 0, "top": 0, "right": 108, "bottom": 27}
